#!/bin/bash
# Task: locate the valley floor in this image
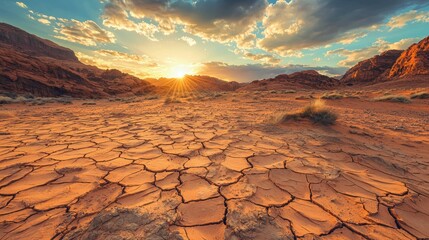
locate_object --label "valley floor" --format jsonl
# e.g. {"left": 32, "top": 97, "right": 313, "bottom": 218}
{"left": 0, "top": 90, "right": 428, "bottom": 239}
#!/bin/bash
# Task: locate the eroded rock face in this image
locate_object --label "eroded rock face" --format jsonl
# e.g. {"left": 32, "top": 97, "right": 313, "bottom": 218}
{"left": 341, "top": 36, "right": 429, "bottom": 84}
{"left": 0, "top": 23, "right": 154, "bottom": 97}
{"left": 341, "top": 50, "right": 403, "bottom": 83}
{"left": 239, "top": 70, "right": 339, "bottom": 91}
{"left": 0, "top": 23, "right": 78, "bottom": 62}
{"left": 389, "top": 36, "right": 429, "bottom": 78}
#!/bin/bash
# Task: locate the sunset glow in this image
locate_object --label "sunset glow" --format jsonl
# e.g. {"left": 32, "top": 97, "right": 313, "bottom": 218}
{"left": 169, "top": 65, "right": 194, "bottom": 79}
{"left": 2, "top": 1, "right": 428, "bottom": 82}
{"left": 1, "top": 1, "right": 429, "bottom": 239}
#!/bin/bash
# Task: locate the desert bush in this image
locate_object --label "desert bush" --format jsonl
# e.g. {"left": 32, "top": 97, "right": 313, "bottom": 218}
{"left": 280, "top": 90, "right": 297, "bottom": 94}
{"left": 321, "top": 92, "right": 344, "bottom": 100}
{"left": 164, "top": 97, "right": 181, "bottom": 104}
{"left": 410, "top": 92, "right": 429, "bottom": 99}
{"left": 0, "top": 96, "right": 15, "bottom": 104}
{"left": 57, "top": 98, "right": 73, "bottom": 104}
{"left": 279, "top": 99, "right": 337, "bottom": 125}
{"left": 374, "top": 95, "right": 411, "bottom": 103}
{"left": 145, "top": 95, "right": 159, "bottom": 100}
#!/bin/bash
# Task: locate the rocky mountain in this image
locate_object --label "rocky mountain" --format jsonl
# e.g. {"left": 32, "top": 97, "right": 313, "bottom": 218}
{"left": 0, "top": 23, "right": 154, "bottom": 98}
{"left": 341, "top": 50, "right": 403, "bottom": 84}
{"left": 342, "top": 36, "right": 429, "bottom": 84}
{"left": 389, "top": 36, "right": 429, "bottom": 78}
{"left": 147, "top": 75, "right": 242, "bottom": 93}
{"left": 238, "top": 70, "right": 339, "bottom": 91}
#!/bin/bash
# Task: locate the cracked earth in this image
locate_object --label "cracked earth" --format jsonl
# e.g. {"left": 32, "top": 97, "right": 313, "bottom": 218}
{"left": 0, "top": 92, "right": 428, "bottom": 239}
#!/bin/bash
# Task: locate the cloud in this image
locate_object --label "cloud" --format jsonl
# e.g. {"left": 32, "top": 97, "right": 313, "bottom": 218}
{"left": 387, "top": 10, "right": 429, "bottom": 30}
{"left": 234, "top": 49, "right": 282, "bottom": 65}
{"left": 197, "top": 62, "right": 347, "bottom": 82}
{"left": 26, "top": 9, "right": 57, "bottom": 25}
{"left": 37, "top": 18, "right": 51, "bottom": 25}
{"left": 22, "top": 5, "right": 115, "bottom": 46}
{"left": 258, "top": 0, "right": 427, "bottom": 54}
{"left": 95, "top": 49, "right": 158, "bottom": 67}
{"left": 76, "top": 50, "right": 158, "bottom": 78}
{"left": 327, "top": 38, "right": 419, "bottom": 67}
{"left": 54, "top": 20, "right": 116, "bottom": 46}
{"left": 180, "top": 36, "right": 196, "bottom": 46}
{"left": 101, "top": 0, "right": 267, "bottom": 47}
{"left": 101, "top": 0, "right": 160, "bottom": 41}
{"left": 16, "top": 2, "right": 27, "bottom": 9}
{"left": 243, "top": 52, "right": 281, "bottom": 65}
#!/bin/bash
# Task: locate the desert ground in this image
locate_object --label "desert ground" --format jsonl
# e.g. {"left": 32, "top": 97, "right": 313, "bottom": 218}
{"left": 0, "top": 89, "right": 428, "bottom": 239}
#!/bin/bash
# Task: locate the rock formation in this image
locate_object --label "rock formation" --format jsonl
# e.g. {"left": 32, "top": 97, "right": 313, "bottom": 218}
{"left": 0, "top": 23, "right": 154, "bottom": 98}
{"left": 341, "top": 50, "right": 403, "bottom": 83}
{"left": 389, "top": 36, "right": 429, "bottom": 78}
{"left": 341, "top": 36, "right": 429, "bottom": 84}
{"left": 238, "top": 70, "right": 339, "bottom": 91}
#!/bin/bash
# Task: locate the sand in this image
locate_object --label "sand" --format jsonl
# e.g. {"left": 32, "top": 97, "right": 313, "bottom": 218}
{"left": 0, "top": 90, "right": 428, "bottom": 239}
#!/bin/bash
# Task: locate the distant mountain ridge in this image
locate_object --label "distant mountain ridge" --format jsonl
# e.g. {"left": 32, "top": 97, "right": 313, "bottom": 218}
{"left": 0, "top": 22, "right": 428, "bottom": 97}
{"left": 238, "top": 70, "right": 339, "bottom": 91}
{"left": 147, "top": 75, "right": 242, "bottom": 93}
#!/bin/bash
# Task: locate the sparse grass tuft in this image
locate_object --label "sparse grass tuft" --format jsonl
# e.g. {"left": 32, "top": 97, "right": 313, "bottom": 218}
{"left": 321, "top": 92, "right": 344, "bottom": 100}
{"left": 374, "top": 95, "right": 411, "bottom": 103}
{"left": 0, "top": 96, "right": 15, "bottom": 104}
{"left": 145, "top": 95, "right": 159, "bottom": 100}
{"left": 280, "top": 90, "right": 297, "bottom": 94}
{"left": 410, "top": 92, "right": 429, "bottom": 99}
{"left": 279, "top": 99, "right": 337, "bottom": 125}
{"left": 164, "top": 97, "right": 182, "bottom": 104}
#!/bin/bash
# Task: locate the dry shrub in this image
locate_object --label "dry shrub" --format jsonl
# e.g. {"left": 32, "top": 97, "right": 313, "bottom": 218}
{"left": 280, "top": 99, "right": 337, "bottom": 125}
{"left": 321, "top": 92, "right": 344, "bottom": 100}
{"left": 410, "top": 92, "right": 429, "bottom": 99}
{"left": 375, "top": 95, "right": 411, "bottom": 103}
{"left": 164, "top": 97, "right": 182, "bottom": 104}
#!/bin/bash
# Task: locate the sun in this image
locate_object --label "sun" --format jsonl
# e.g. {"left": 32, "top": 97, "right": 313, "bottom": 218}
{"left": 172, "top": 68, "right": 187, "bottom": 78}
{"left": 169, "top": 65, "right": 194, "bottom": 78}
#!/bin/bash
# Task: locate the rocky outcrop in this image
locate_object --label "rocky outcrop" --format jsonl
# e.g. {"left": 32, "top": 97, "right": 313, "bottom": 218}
{"left": 0, "top": 23, "right": 154, "bottom": 97}
{"left": 0, "top": 23, "right": 78, "bottom": 62}
{"left": 341, "top": 50, "right": 403, "bottom": 83}
{"left": 238, "top": 70, "right": 339, "bottom": 91}
{"left": 342, "top": 36, "right": 429, "bottom": 84}
{"left": 389, "top": 36, "right": 429, "bottom": 78}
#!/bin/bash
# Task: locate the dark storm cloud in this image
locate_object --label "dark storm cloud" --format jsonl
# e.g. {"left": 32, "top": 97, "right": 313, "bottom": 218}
{"left": 198, "top": 62, "right": 347, "bottom": 82}
{"left": 259, "top": 0, "right": 429, "bottom": 54}
{"left": 102, "top": 0, "right": 267, "bottom": 46}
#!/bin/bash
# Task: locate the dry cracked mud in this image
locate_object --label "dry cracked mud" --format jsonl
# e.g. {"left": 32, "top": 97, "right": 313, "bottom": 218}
{"left": 0, "top": 92, "right": 428, "bottom": 239}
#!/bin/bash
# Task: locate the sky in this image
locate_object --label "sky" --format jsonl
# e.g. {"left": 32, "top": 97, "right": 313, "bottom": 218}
{"left": 1, "top": 0, "right": 429, "bottom": 82}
